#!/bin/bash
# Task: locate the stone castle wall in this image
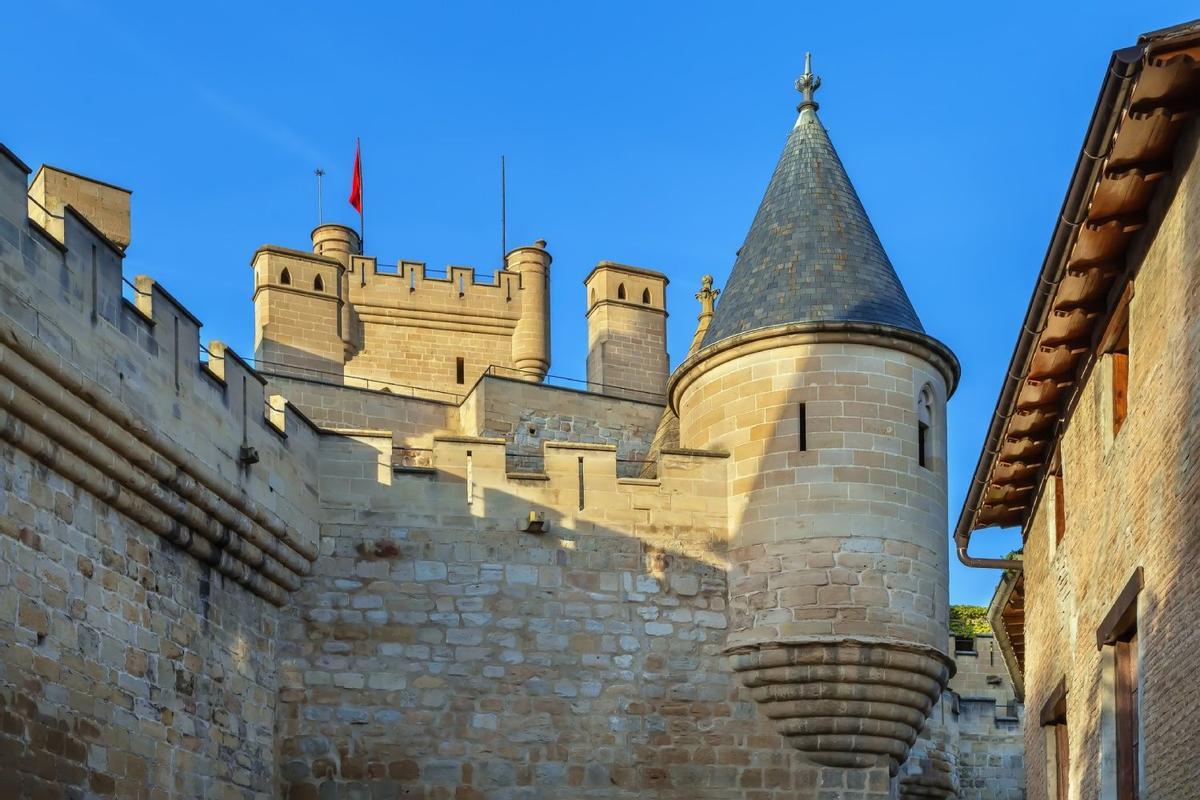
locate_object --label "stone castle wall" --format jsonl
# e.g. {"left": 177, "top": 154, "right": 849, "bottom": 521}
{"left": 253, "top": 237, "right": 549, "bottom": 399}
{"left": 0, "top": 147, "right": 321, "bottom": 797}
{"left": 343, "top": 260, "right": 524, "bottom": 394}
{"left": 1018, "top": 118, "right": 1200, "bottom": 800}
{"left": 276, "top": 431, "right": 897, "bottom": 799}
{"left": 675, "top": 336, "right": 952, "bottom": 653}
{"left": 946, "top": 635, "right": 1024, "bottom": 800}
{"left": 585, "top": 263, "right": 670, "bottom": 403}
{"left": 0, "top": 136, "right": 1023, "bottom": 799}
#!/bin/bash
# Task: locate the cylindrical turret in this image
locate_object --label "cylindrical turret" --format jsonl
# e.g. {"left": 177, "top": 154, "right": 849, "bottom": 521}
{"left": 310, "top": 224, "right": 358, "bottom": 356}
{"left": 506, "top": 240, "right": 551, "bottom": 382}
{"left": 311, "top": 224, "right": 360, "bottom": 264}
{"left": 672, "top": 327, "right": 958, "bottom": 774}
{"left": 670, "top": 55, "right": 962, "bottom": 777}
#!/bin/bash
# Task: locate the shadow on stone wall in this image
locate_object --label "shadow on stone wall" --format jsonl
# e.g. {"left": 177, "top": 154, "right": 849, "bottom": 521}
{"left": 274, "top": 435, "right": 898, "bottom": 800}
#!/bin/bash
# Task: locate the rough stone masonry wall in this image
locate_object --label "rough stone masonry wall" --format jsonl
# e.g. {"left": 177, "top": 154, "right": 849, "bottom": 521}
{"left": 586, "top": 301, "right": 670, "bottom": 403}
{"left": 1019, "top": 120, "right": 1200, "bottom": 799}
{"left": 276, "top": 433, "right": 896, "bottom": 799}
{"left": 945, "top": 635, "right": 1024, "bottom": 800}
{"left": 0, "top": 146, "right": 321, "bottom": 798}
{"left": 467, "top": 376, "right": 663, "bottom": 473}
{"left": 0, "top": 441, "right": 281, "bottom": 799}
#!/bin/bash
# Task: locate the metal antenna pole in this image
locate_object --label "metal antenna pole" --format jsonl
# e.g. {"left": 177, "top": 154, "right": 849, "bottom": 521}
{"left": 501, "top": 155, "right": 507, "bottom": 267}
{"left": 314, "top": 169, "right": 325, "bottom": 224}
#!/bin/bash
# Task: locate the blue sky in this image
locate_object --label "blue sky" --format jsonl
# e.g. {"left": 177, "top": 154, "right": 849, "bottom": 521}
{"left": 4, "top": 2, "right": 1193, "bottom": 605}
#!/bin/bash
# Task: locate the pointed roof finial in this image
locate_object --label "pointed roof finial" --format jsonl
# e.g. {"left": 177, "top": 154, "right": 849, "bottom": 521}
{"left": 796, "top": 52, "right": 821, "bottom": 113}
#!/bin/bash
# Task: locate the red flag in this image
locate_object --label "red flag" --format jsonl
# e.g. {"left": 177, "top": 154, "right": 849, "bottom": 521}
{"left": 348, "top": 140, "right": 363, "bottom": 213}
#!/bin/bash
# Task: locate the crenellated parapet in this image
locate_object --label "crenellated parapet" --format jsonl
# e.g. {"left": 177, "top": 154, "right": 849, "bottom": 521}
{"left": 317, "top": 430, "right": 729, "bottom": 556}
{"left": 252, "top": 226, "right": 552, "bottom": 397}
{"left": 0, "top": 143, "right": 320, "bottom": 605}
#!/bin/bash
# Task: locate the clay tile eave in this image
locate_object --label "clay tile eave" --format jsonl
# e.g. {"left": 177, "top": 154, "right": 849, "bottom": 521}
{"left": 956, "top": 21, "right": 1200, "bottom": 558}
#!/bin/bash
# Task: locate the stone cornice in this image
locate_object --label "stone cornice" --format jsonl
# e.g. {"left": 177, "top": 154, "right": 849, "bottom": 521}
{"left": 668, "top": 320, "right": 960, "bottom": 416}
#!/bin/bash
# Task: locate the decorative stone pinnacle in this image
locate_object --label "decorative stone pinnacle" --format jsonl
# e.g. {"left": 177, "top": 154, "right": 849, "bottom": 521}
{"left": 795, "top": 52, "right": 821, "bottom": 112}
{"left": 696, "top": 275, "right": 719, "bottom": 317}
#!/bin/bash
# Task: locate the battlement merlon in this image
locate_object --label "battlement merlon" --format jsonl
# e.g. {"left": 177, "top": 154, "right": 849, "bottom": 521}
{"left": 27, "top": 164, "right": 132, "bottom": 252}
{"left": 317, "top": 431, "right": 730, "bottom": 554}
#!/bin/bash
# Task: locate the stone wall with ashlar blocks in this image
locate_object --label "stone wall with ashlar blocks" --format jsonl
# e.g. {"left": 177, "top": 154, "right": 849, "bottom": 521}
{"left": 276, "top": 432, "right": 898, "bottom": 799}
{"left": 675, "top": 336, "right": 952, "bottom": 652}
{"left": 0, "top": 145, "right": 321, "bottom": 798}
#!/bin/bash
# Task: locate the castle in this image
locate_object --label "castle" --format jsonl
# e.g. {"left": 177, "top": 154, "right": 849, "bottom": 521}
{"left": 0, "top": 58, "right": 1023, "bottom": 799}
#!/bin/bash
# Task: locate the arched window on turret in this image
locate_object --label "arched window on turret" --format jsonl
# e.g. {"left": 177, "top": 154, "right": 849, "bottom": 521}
{"left": 590, "top": 288, "right": 596, "bottom": 307}
{"left": 280, "top": 268, "right": 291, "bottom": 285}
{"left": 313, "top": 274, "right": 324, "bottom": 292}
{"left": 617, "top": 283, "right": 626, "bottom": 300}
{"left": 917, "top": 385, "right": 934, "bottom": 469}
{"left": 642, "top": 288, "right": 651, "bottom": 304}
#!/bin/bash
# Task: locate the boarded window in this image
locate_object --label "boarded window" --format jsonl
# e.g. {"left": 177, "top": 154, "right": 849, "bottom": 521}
{"left": 1054, "top": 716, "right": 1070, "bottom": 800}
{"left": 1040, "top": 678, "right": 1069, "bottom": 800}
{"left": 1098, "top": 568, "right": 1142, "bottom": 800}
{"left": 1102, "top": 283, "right": 1132, "bottom": 437}
{"left": 1115, "top": 628, "right": 1140, "bottom": 799}
{"left": 1054, "top": 470, "right": 1066, "bottom": 545}
{"left": 1112, "top": 351, "right": 1128, "bottom": 435}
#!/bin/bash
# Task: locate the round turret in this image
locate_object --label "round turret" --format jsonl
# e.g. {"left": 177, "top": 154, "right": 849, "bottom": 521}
{"left": 671, "top": 57, "right": 960, "bottom": 776}
{"left": 505, "top": 240, "right": 552, "bottom": 382}
{"left": 311, "top": 224, "right": 360, "bottom": 264}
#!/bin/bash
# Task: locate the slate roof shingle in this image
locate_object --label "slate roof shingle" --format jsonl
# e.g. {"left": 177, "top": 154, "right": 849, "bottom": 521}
{"left": 702, "top": 104, "right": 925, "bottom": 348}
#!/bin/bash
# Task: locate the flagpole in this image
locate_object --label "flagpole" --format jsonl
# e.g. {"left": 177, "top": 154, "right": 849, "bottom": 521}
{"left": 314, "top": 169, "right": 325, "bottom": 224}
{"left": 357, "top": 137, "right": 365, "bottom": 257}
{"left": 500, "top": 155, "right": 507, "bottom": 267}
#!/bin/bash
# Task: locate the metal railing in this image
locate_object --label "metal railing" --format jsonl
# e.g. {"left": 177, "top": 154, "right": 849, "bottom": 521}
{"left": 502, "top": 451, "right": 658, "bottom": 479}
{"left": 121, "top": 275, "right": 149, "bottom": 307}
{"left": 482, "top": 365, "right": 666, "bottom": 404}
{"left": 250, "top": 358, "right": 464, "bottom": 403}
{"left": 27, "top": 194, "right": 64, "bottom": 221}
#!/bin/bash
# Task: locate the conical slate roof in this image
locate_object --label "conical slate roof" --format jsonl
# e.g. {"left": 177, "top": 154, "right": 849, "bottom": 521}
{"left": 702, "top": 60, "right": 924, "bottom": 347}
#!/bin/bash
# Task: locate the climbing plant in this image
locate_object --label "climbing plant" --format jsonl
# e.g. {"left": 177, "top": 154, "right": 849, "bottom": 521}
{"left": 949, "top": 604, "right": 992, "bottom": 637}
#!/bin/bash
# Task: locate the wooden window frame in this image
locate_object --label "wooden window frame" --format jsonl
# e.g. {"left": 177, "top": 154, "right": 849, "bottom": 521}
{"left": 1053, "top": 470, "right": 1066, "bottom": 546}
{"left": 1097, "top": 566, "right": 1142, "bottom": 800}
{"left": 1115, "top": 630, "right": 1139, "bottom": 800}
{"left": 1040, "top": 677, "right": 1070, "bottom": 800}
{"left": 1099, "top": 282, "right": 1133, "bottom": 438}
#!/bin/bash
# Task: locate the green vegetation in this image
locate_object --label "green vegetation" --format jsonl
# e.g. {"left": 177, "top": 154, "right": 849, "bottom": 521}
{"left": 949, "top": 605, "right": 992, "bottom": 637}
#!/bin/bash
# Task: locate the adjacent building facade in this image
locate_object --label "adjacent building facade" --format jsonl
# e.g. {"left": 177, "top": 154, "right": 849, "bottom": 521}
{"left": 956, "top": 19, "right": 1200, "bottom": 800}
{"left": 0, "top": 51, "right": 1034, "bottom": 799}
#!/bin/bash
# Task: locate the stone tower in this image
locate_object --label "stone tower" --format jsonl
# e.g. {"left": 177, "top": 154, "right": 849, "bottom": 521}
{"left": 584, "top": 261, "right": 669, "bottom": 400}
{"left": 670, "top": 56, "right": 960, "bottom": 776}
